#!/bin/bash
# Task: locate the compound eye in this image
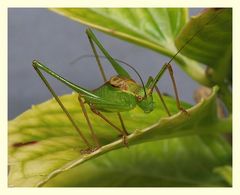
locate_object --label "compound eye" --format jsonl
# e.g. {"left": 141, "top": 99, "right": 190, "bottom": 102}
{"left": 136, "top": 95, "right": 143, "bottom": 101}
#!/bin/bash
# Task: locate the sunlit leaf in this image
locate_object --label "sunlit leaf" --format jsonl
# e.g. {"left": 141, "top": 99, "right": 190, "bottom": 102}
{"left": 8, "top": 86, "right": 231, "bottom": 186}
{"left": 50, "top": 8, "right": 188, "bottom": 56}
{"left": 213, "top": 165, "right": 232, "bottom": 186}
{"left": 45, "top": 135, "right": 231, "bottom": 187}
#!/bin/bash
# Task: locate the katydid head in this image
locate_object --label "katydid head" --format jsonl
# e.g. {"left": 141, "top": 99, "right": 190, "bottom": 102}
{"left": 137, "top": 93, "right": 154, "bottom": 113}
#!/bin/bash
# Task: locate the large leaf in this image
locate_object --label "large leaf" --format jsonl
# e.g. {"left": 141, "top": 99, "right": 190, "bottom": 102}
{"left": 175, "top": 8, "right": 232, "bottom": 85}
{"left": 44, "top": 135, "right": 231, "bottom": 187}
{"left": 8, "top": 87, "right": 231, "bottom": 186}
{"left": 50, "top": 8, "right": 188, "bottom": 56}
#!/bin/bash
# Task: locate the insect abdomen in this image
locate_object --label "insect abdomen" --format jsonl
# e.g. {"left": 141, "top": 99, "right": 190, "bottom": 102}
{"left": 87, "top": 82, "right": 137, "bottom": 112}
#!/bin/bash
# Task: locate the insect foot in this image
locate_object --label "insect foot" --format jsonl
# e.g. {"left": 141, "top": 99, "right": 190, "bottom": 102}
{"left": 116, "top": 133, "right": 129, "bottom": 148}
{"left": 180, "top": 107, "right": 190, "bottom": 116}
{"left": 122, "top": 134, "right": 129, "bottom": 148}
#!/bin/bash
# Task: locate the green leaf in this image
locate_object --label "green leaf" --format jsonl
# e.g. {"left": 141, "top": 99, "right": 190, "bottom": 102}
{"left": 44, "top": 135, "right": 231, "bottom": 187}
{"left": 213, "top": 165, "right": 232, "bottom": 186}
{"left": 175, "top": 8, "right": 232, "bottom": 85}
{"left": 50, "top": 8, "right": 188, "bottom": 56}
{"left": 8, "top": 87, "right": 231, "bottom": 186}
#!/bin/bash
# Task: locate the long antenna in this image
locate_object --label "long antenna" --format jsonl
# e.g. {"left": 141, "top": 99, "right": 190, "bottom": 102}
{"left": 167, "top": 9, "right": 224, "bottom": 65}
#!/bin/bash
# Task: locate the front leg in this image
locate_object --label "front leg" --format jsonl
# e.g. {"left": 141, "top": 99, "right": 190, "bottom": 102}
{"left": 166, "top": 63, "right": 189, "bottom": 115}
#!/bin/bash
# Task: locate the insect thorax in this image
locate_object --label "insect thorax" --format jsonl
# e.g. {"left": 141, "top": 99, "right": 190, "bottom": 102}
{"left": 109, "top": 75, "right": 144, "bottom": 99}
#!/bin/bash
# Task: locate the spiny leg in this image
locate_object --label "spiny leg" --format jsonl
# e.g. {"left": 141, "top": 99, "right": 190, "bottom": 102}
{"left": 87, "top": 32, "right": 107, "bottom": 82}
{"left": 149, "top": 76, "right": 171, "bottom": 116}
{"left": 78, "top": 94, "right": 100, "bottom": 149}
{"left": 86, "top": 28, "right": 130, "bottom": 78}
{"left": 116, "top": 112, "right": 129, "bottom": 135}
{"left": 154, "top": 86, "right": 171, "bottom": 116}
{"left": 87, "top": 32, "right": 129, "bottom": 135}
{"left": 150, "top": 63, "right": 188, "bottom": 115}
{"left": 166, "top": 63, "right": 188, "bottom": 114}
{"left": 90, "top": 105, "right": 128, "bottom": 147}
{"left": 32, "top": 61, "right": 91, "bottom": 148}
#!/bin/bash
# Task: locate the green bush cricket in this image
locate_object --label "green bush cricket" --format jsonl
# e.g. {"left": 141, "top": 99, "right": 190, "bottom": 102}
{"left": 32, "top": 9, "right": 224, "bottom": 153}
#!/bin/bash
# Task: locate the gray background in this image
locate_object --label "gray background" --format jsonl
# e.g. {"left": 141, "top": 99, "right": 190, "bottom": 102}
{"left": 8, "top": 8, "right": 201, "bottom": 119}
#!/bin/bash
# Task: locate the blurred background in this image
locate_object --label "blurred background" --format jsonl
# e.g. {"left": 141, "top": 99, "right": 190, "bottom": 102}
{"left": 8, "top": 8, "right": 201, "bottom": 119}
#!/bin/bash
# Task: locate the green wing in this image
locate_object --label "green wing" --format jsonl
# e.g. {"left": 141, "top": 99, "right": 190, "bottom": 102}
{"left": 86, "top": 28, "right": 131, "bottom": 78}
{"left": 83, "top": 83, "right": 137, "bottom": 112}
